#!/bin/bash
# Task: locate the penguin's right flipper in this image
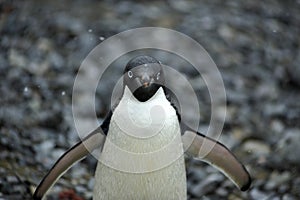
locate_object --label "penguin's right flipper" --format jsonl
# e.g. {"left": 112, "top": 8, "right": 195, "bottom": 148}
{"left": 181, "top": 130, "right": 251, "bottom": 191}
{"left": 33, "top": 127, "right": 106, "bottom": 200}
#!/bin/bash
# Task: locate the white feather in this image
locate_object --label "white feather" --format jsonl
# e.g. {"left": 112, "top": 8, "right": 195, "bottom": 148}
{"left": 93, "top": 86, "right": 187, "bottom": 200}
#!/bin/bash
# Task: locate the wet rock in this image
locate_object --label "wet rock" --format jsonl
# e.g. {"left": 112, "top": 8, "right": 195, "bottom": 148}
{"left": 187, "top": 165, "right": 206, "bottom": 183}
{"left": 286, "top": 50, "right": 300, "bottom": 86}
{"left": 270, "top": 119, "right": 285, "bottom": 133}
{"left": 8, "top": 49, "right": 27, "bottom": 68}
{"left": 70, "top": 163, "right": 88, "bottom": 179}
{"left": 265, "top": 171, "right": 291, "bottom": 191}
{"left": 242, "top": 139, "right": 271, "bottom": 155}
{"left": 6, "top": 176, "right": 18, "bottom": 183}
{"left": 190, "top": 173, "right": 224, "bottom": 197}
{"left": 168, "top": 0, "right": 194, "bottom": 13}
{"left": 88, "top": 178, "right": 95, "bottom": 191}
{"left": 263, "top": 103, "right": 286, "bottom": 118}
{"left": 254, "top": 81, "right": 279, "bottom": 100}
{"left": 74, "top": 185, "right": 86, "bottom": 194}
{"left": 283, "top": 194, "right": 297, "bottom": 200}
{"left": 277, "top": 129, "right": 300, "bottom": 164}
{"left": 291, "top": 177, "right": 300, "bottom": 197}
{"left": 250, "top": 188, "right": 269, "bottom": 199}
{"left": 215, "top": 187, "right": 228, "bottom": 197}
{"left": 51, "top": 148, "right": 67, "bottom": 161}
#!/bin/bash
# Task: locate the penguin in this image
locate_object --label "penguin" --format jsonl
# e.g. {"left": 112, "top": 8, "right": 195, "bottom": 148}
{"left": 33, "top": 55, "right": 251, "bottom": 200}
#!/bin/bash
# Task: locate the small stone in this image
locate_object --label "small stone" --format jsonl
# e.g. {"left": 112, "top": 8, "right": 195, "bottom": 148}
{"left": 37, "top": 38, "right": 53, "bottom": 52}
{"left": 265, "top": 171, "right": 291, "bottom": 191}
{"left": 278, "top": 184, "right": 289, "bottom": 193}
{"left": 24, "top": 87, "right": 28, "bottom": 92}
{"left": 254, "top": 81, "right": 278, "bottom": 100}
{"left": 190, "top": 173, "right": 224, "bottom": 197}
{"left": 48, "top": 51, "right": 64, "bottom": 69}
{"left": 28, "top": 60, "right": 50, "bottom": 75}
{"left": 187, "top": 166, "right": 206, "bottom": 181}
{"left": 263, "top": 103, "right": 286, "bottom": 117}
{"left": 218, "top": 24, "right": 235, "bottom": 41}
{"left": 250, "top": 188, "right": 269, "bottom": 199}
{"left": 71, "top": 164, "right": 88, "bottom": 179}
{"left": 283, "top": 194, "right": 297, "bottom": 200}
{"left": 292, "top": 177, "right": 300, "bottom": 196}
{"left": 168, "top": 0, "right": 193, "bottom": 12}
{"left": 286, "top": 51, "right": 300, "bottom": 86}
{"left": 9, "top": 49, "right": 27, "bottom": 68}
{"left": 88, "top": 178, "right": 95, "bottom": 191}
{"left": 277, "top": 129, "right": 300, "bottom": 164}
{"left": 270, "top": 119, "right": 284, "bottom": 133}
{"left": 242, "top": 140, "right": 270, "bottom": 155}
{"left": 216, "top": 187, "right": 228, "bottom": 197}
{"left": 36, "top": 140, "right": 55, "bottom": 156}
{"left": 75, "top": 185, "right": 86, "bottom": 193}
{"left": 6, "top": 175, "right": 18, "bottom": 183}
{"left": 51, "top": 148, "right": 66, "bottom": 160}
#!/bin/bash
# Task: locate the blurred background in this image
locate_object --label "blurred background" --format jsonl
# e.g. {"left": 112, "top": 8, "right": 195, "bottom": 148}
{"left": 1, "top": 0, "right": 300, "bottom": 199}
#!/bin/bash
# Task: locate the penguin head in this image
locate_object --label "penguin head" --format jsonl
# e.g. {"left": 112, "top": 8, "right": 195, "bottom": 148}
{"left": 123, "top": 55, "right": 165, "bottom": 102}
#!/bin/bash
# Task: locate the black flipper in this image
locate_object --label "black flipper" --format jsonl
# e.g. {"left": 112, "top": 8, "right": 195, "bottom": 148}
{"left": 181, "top": 125, "right": 251, "bottom": 191}
{"left": 33, "top": 110, "right": 112, "bottom": 199}
{"left": 164, "top": 85, "right": 251, "bottom": 190}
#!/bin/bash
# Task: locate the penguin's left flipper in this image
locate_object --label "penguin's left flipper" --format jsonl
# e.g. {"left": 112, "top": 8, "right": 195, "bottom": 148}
{"left": 33, "top": 127, "right": 106, "bottom": 200}
{"left": 181, "top": 130, "right": 251, "bottom": 191}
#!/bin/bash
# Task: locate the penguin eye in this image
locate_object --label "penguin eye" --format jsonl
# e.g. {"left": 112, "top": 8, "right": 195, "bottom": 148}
{"left": 128, "top": 71, "right": 133, "bottom": 78}
{"left": 156, "top": 72, "right": 160, "bottom": 80}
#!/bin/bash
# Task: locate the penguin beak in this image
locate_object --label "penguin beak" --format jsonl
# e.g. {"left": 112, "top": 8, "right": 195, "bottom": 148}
{"left": 140, "top": 74, "right": 152, "bottom": 88}
{"left": 142, "top": 82, "right": 150, "bottom": 88}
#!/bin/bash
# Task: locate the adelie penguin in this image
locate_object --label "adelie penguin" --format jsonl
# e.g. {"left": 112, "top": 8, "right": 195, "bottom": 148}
{"left": 33, "top": 55, "right": 251, "bottom": 200}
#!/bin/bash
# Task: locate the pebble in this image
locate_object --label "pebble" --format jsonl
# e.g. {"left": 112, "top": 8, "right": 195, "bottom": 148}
{"left": 71, "top": 164, "right": 88, "bottom": 179}
{"left": 8, "top": 49, "right": 27, "bottom": 68}
{"left": 283, "top": 194, "right": 297, "bottom": 200}
{"left": 277, "top": 129, "right": 300, "bottom": 164}
{"left": 242, "top": 140, "right": 271, "bottom": 155}
{"left": 190, "top": 173, "right": 224, "bottom": 197}
{"left": 265, "top": 171, "right": 291, "bottom": 191}
{"left": 6, "top": 176, "right": 18, "bottom": 183}
{"left": 250, "top": 188, "right": 269, "bottom": 199}
{"left": 286, "top": 51, "right": 300, "bottom": 86}
{"left": 187, "top": 166, "right": 206, "bottom": 182}
{"left": 37, "top": 140, "right": 55, "bottom": 156}
{"left": 88, "top": 178, "right": 95, "bottom": 191}
{"left": 215, "top": 187, "right": 228, "bottom": 197}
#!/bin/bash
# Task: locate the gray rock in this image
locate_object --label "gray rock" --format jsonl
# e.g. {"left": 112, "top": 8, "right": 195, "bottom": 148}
{"left": 265, "top": 171, "right": 291, "bottom": 191}
{"left": 6, "top": 176, "right": 18, "bottom": 183}
{"left": 286, "top": 50, "right": 300, "bottom": 86}
{"left": 190, "top": 173, "right": 224, "bottom": 197}
{"left": 250, "top": 188, "right": 269, "bottom": 199}
{"left": 242, "top": 139, "right": 271, "bottom": 155}
{"left": 88, "top": 178, "right": 95, "bottom": 191}
{"left": 263, "top": 103, "right": 286, "bottom": 117}
{"left": 277, "top": 129, "right": 300, "bottom": 164}
{"left": 283, "top": 194, "right": 297, "bottom": 200}
{"left": 8, "top": 49, "right": 27, "bottom": 68}
{"left": 75, "top": 185, "right": 87, "bottom": 194}
{"left": 215, "top": 187, "right": 228, "bottom": 197}
{"left": 188, "top": 166, "right": 206, "bottom": 182}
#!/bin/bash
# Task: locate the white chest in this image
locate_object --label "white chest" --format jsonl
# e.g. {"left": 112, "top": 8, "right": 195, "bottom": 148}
{"left": 93, "top": 87, "right": 187, "bottom": 200}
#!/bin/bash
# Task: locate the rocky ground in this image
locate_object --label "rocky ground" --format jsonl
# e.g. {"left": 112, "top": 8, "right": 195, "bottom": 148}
{"left": 1, "top": 0, "right": 300, "bottom": 199}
